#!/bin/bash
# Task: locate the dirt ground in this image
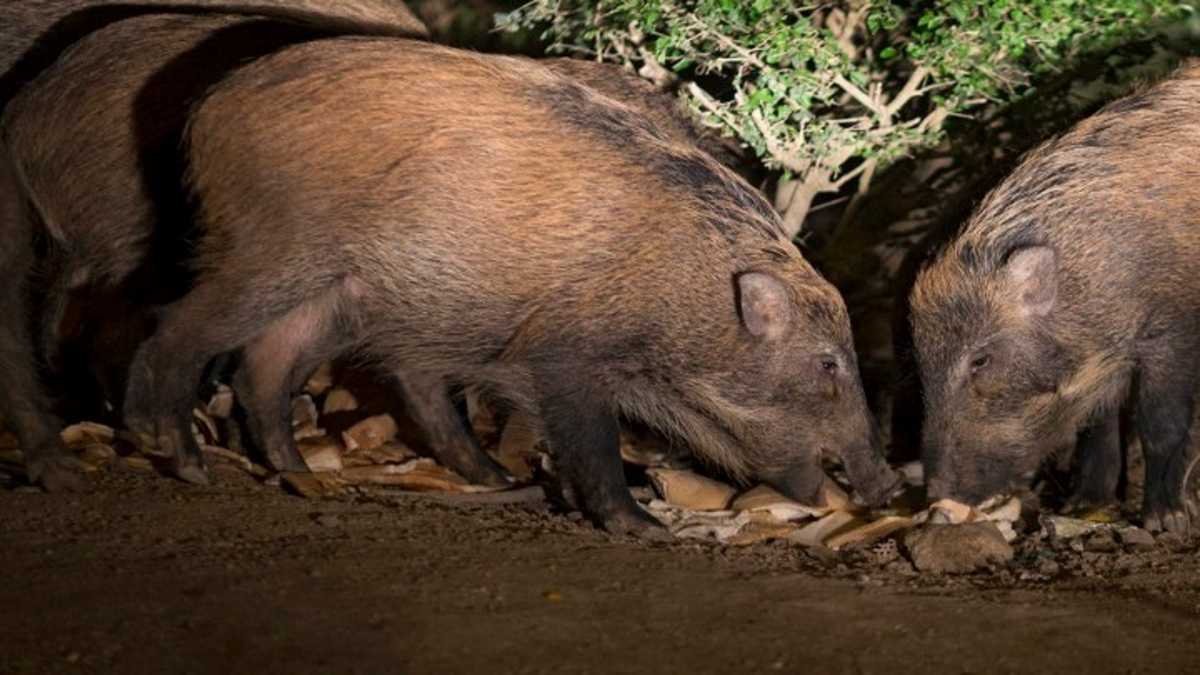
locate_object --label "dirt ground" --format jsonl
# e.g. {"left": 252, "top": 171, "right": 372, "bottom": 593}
{"left": 2, "top": 464, "right": 1199, "bottom": 675}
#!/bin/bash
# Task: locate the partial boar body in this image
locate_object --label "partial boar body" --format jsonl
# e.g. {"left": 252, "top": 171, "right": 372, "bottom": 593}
{"left": 0, "top": 0, "right": 427, "bottom": 78}
{"left": 0, "top": 5, "right": 427, "bottom": 488}
{"left": 124, "top": 38, "right": 899, "bottom": 534}
{"left": 910, "top": 61, "right": 1200, "bottom": 533}
{"left": 539, "top": 58, "right": 747, "bottom": 176}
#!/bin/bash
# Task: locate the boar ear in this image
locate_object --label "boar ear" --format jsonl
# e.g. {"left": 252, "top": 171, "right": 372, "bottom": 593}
{"left": 1003, "top": 246, "right": 1057, "bottom": 317}
{"left": 738, "top": 272, "right": 791, "bottom": 340}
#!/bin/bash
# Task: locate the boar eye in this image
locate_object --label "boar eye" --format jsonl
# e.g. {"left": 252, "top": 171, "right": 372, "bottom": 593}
{"left": 819, "top": 356, "right": 838, "bottom": 373}
{"left": 969, "top": 353, "right": 991, "bottom": 374}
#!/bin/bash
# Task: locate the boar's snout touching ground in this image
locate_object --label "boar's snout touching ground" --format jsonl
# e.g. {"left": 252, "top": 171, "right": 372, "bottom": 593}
{"left": 910, "top": 60, "right": 1200, "bottom": 532}
{"left": 706, "top": 273, "right": 899, "bottom": 507}
{"left": 122, "top": 37, "right": 897, "bottom": 535}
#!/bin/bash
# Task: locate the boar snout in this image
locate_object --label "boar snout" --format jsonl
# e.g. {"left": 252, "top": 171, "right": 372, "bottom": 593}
{"left": 844, "top": 448, "right": 901, "bottom": 507}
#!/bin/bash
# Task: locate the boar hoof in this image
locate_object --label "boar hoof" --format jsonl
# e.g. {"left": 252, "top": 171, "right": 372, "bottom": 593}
{"left": 27, "top": 452, "right": 89, "bottom": 493}
{"left": 174, "top": 460, "right": 210, "bottom": 486}
{"left": 267, "top": 447, "right": 310, "bottom": 475}
{"left": 603, "top": 508, "right": 672, "bottom": 542}
{"left": 461, "top": 464, "right": 514, "bottom": 489}
{"left": 1143, "top": 508, "right": 1191, "bottom": 535}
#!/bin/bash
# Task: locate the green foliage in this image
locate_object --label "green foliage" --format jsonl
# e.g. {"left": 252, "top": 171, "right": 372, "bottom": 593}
{"left": 498, "top": 0, "right": 1190, "bottom": 228}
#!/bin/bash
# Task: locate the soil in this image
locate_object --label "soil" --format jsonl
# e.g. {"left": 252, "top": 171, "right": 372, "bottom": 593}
{"left": 3, "top": 465, "right": 1200, "bottom": 674}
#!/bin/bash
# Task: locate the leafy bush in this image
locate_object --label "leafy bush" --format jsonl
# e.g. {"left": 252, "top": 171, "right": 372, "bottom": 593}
{"left": 499, "top": 0, "right": 1191, "bottom": 235}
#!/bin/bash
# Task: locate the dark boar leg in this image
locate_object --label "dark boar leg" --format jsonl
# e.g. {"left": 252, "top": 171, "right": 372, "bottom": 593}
{"left": 1068, "top": 412, "right": 1122, "bottom": 511}
{"left": 0, "top": 154, "right": 85, "bottom": 492}
{"left": 126, "top": 275, "right": 361, "bottom": 483}
{"left": 536, "top": 374, "right": 666, "bottom": 539}
{"left": 393, "top": 371, "right": 511, "bottom": 487}
{"left": 1135, "top": 346, "right": 1198, "bottom": 534}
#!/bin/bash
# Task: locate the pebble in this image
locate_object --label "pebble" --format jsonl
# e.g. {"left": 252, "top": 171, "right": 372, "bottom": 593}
{"left": 1117, "top": 526, "right": 1156, "bottom": 549}
{"left": 904, "top": 522, "right": 1013, "bottom": 574}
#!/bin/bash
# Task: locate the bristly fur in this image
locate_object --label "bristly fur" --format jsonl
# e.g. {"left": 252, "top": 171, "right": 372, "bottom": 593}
{"left": 160, "top": 36, "right": 895, "bottom": 501}
{"left": 910, "top": 59, "right": 1200, "bottom": 517}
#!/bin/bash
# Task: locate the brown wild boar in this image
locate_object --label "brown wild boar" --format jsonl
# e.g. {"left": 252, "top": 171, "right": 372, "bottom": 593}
{"left": 0, "top": 5, "right": 427, "bottom": 490}
{"left": 910, "top": 61, "right": 1200, "bottom": 533}
{"left": 0, "top": 7, "right": 748, "bottom": 490}
{"left": 122, "top": 37, "right": 900, "bottom": 535}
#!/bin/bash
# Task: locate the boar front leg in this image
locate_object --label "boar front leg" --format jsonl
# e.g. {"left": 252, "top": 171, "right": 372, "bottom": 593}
{"left": 1135, "top": 343, "right": 1198, "bottom": 534}
{"left": 535, "top": 372, "right": 668, "bottom": 539}
{"left": 393, "top": 372, "right": 511, "bottom": 487}
{"left": 1067, "top": 412, "right": 1122, "bottom": 512}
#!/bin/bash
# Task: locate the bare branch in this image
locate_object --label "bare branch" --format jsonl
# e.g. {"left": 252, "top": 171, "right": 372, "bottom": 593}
{"left": 833, "top": 73, "right": 887, "bottom": 119}
{"left": 885, "top": 66, "right": 930, "bottom": 117}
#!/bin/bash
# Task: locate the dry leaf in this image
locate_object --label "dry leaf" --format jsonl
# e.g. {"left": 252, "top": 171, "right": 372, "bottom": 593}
{"left": 207, "top": 385, "right": 235, "bottom": 419}
{"left": 304, "top": 362, "right": 334, "bottom": 397}
{"left": 60, "top": 421, "right": 116, "bottom": 448}
{"left": 824, "top": 515, "right": 912, "bottom": 550}
{"left": 297, "top": 436, "right": 344, "bottom": 473}
{"left": 646, "top": 468, "right": 736, "bottom": 511}
{"left": 322, "top": 387, "right": 359, "bottom": 415}
{"left": 341, "top": 414, "right": 398, "bottom": 452}
{"left": 282, "top": 471, "right": 347, "bottom": 499}
{"left": 731, "top": 485, "right": 828, "bottom": 521}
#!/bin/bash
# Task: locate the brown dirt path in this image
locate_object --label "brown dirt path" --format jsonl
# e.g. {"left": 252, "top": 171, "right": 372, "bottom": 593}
{"left": 2, "top": 467, "right": 1199, "bottom": 674}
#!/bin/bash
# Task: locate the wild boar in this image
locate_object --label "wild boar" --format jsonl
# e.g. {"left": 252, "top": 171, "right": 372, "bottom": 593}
{"left": 0, "top": 5, "right": 427, "bottom": 489}
{"left": 910, "top": 61, "right": 1200, "bottom": 533}
{"left": 121, "top": 37, "right": 900, "bottom": 535}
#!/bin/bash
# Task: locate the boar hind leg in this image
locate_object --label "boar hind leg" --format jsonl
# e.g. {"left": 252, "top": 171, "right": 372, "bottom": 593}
{"left": 0, "top": 276, "right": 85, "bottom": 492}
{"left": 125, "top": 272, "right": 344, "bottom": 484}
{"left": 536, "top": 374, "right": 667, "bottom": 539}
{"left": 1134, "top": 345, "right": 1198, "bottom": 534}
{"left": 394, "top": 372, "right": 511, "bottom": 487}
{"left": 1068, "top": 412, "right": 1123, "bottom": 511}
{"left": 0, "top": 159, "right": 85, "bottom": 491}
{"left": 233, "top": 291, "right": 352, "bottom": 474}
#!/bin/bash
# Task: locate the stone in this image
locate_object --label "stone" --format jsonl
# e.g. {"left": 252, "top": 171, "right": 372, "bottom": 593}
{"left": 1116, "top": 526, "right": 1156, "bottom": 549}
{"left": 1083, "top": 530, "right": 1119, "bottom": 553}
{"left": 904, "top": 522, "right": 1014, "bottom": 574}
{"left": 646, "top": 468, "right": 737, "bottom": 511}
